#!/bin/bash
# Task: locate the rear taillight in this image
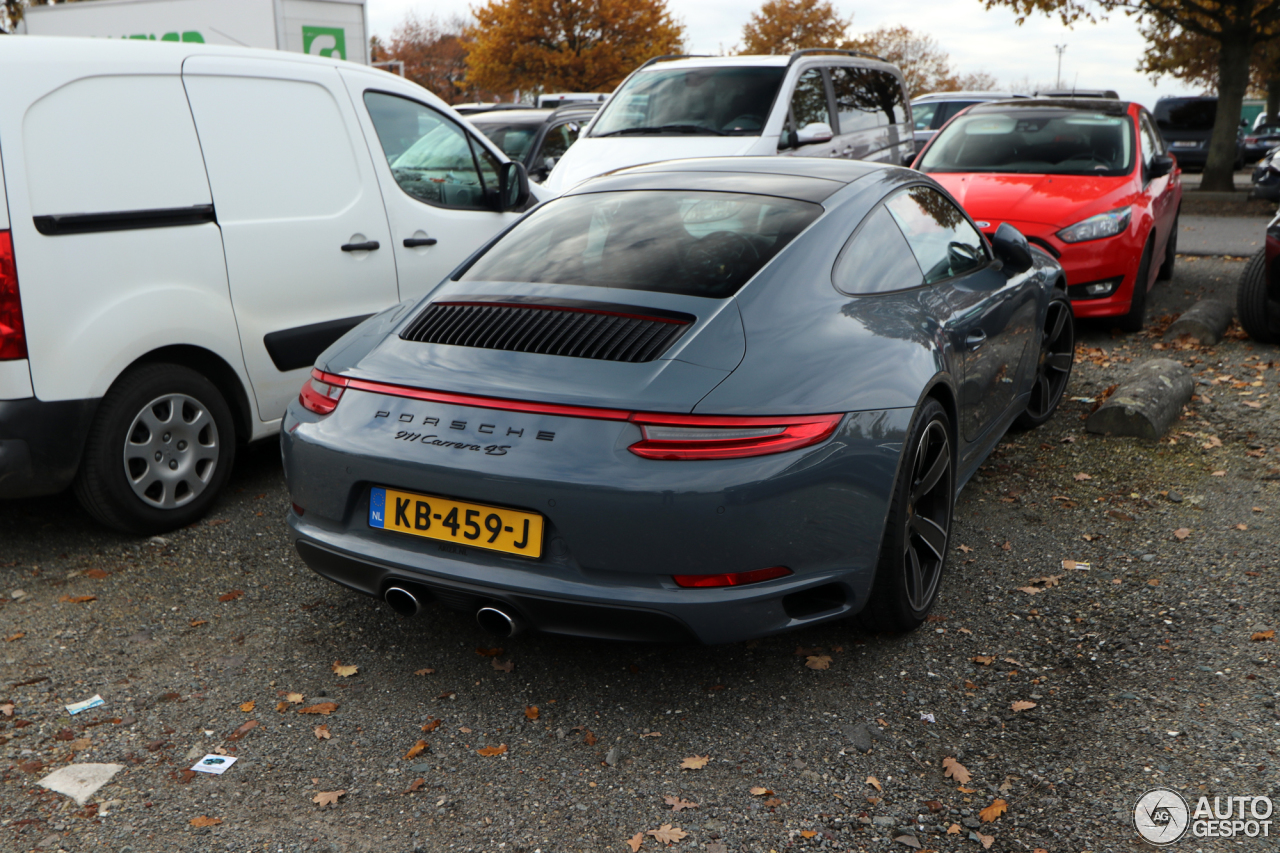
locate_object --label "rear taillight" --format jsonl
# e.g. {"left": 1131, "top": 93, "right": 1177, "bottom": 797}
{"left": 299, "top": 369, "right": 347, "bottom": 415}
{"left": 628, "top": 413, "right": 842, "bottom": 460}
{"left": 0, "top": 231, "right": 26, "bottom": 361}
{"left": 673, "top": 566, "right": 792, "bottom": 588}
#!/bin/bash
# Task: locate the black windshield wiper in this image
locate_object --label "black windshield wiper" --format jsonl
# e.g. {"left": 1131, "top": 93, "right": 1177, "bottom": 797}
{"left": 595, "top": 124, "right": 725, "bottom": 137}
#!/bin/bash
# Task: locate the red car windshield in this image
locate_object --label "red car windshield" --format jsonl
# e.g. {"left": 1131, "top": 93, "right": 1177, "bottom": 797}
{"left": 919, "top": 108, "right": 1135, "bottom": 177}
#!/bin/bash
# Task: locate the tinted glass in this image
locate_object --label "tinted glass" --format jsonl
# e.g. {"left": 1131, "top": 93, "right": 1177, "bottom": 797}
{"left": 919, "top": 108, "right": 1135, "bottom": 176}
{"left": 364, "top": 92, "right": 492, "bottom": 210}
{"left": 791, "top": 69, "right": 832, "bottom": 130}
{"left": 831, "top": 68, "right": 906, "bottom": 133}
{"left": 912, "top": 101, "right": 939, "bottom": 131}
{"left": 540, "top": 121, "right": 581, "bottom": 165}
{"left": 935, "top": 100, "right": 979, "bottom": 128}
{"left": 461, "top": 191, "right": 822, "bottom": 298}
{"left": 1138, "top": 113, "right": 1158, "bottom": 171}
{"left": 884, "top": 186, "right": 987, "bottom": 284}
{"left": 591, "top": 67, "right": 785, "bottom": 137}
{"left": 473, "top": 121, "right": 541, "bottom": 160}
{"left": 1154, "top": 98, "right": 1216, "bottom": 131}
{"left": 832, "top": 205, "right": 924, "bottom": 294}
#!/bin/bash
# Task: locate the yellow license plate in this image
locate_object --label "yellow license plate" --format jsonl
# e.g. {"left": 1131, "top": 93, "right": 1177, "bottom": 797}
{"left": 369, "top": 486, "right": 544, "bottom": 558}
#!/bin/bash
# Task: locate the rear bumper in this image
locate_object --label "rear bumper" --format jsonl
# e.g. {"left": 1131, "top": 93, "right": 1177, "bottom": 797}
{"left": 0, "top": 397, "right": 98, "bottom": 499}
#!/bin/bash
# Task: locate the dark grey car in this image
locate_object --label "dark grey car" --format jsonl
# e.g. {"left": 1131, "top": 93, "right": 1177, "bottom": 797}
{"left": 281, "top": 157, "right": 1072, "bottom": 644}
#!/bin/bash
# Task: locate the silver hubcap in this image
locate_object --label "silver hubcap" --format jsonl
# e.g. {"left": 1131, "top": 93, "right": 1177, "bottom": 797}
{"left": 903, "top": 420, "right": 952, "bottom": 612}
{"left": 122, "top": 393, "right": 219, "bottom": 509}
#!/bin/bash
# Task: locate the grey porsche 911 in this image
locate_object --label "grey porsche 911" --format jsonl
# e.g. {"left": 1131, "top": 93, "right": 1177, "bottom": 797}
{"left": 282, "top": 157, "right": 1073, "bottom": 644}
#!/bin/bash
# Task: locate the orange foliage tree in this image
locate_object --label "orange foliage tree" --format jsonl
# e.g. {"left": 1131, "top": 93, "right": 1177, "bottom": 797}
{"left": 740, "top": 0, "right": 853, "bottom": 53}
{"left": 847, "top": 26, "right": 998, "bottom": 96}
{"left": 378, "top": 13, "right": 511, "bottom": 105}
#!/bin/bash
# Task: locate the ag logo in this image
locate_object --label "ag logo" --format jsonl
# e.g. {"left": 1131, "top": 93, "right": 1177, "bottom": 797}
{"left": 302, "top": 26, "right": 346, "bottom": 60}
{"left": 1134, "top": 787, "right": 1189, "bottom": 845}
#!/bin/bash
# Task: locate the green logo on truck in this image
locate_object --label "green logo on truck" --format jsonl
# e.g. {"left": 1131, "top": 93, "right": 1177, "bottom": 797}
{"left": 302, "top": 26, "right": 346, "bottom": 60}
{"left": 124, "top": 32, "right": 205, "bottom": 42}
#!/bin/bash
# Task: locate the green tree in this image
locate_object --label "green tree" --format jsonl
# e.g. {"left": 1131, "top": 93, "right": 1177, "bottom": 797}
{"left": 465, "top": 0, "right": 685, "bottom": 95}
{"left": 983, "top": 0, "right": 1280, "bottom": 191}
{"left": 740, "top": 0, "right": 853, "bottom": 53}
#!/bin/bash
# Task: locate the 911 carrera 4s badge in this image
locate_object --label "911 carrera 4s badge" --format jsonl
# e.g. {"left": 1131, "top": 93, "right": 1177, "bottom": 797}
{"left": 374, "top": 409, "right": 554, "bottom": 456}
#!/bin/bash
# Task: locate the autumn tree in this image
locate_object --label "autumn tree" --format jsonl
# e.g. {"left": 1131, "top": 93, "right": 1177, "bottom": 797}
{"left": 378, "top": 13, "right": 510, "bottom": 105}
{"left": 740, "top": 0, "right": 853, "bottom": 53}
{"left": 465, "top": 0, "right": 685, "bottom": 95}
{"left": 983, "top": 0, "right": 1280, "bottom": 191}
{"left": 846, "top": 25, "right": 998, "bottom": 96}
{"left": 2, "top": 0, "right": 88, "bottom": 33}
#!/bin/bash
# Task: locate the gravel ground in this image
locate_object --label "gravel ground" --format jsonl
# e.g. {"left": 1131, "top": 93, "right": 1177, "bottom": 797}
{"left": 2, "top": 255, "right": 1278, "bottom": 853}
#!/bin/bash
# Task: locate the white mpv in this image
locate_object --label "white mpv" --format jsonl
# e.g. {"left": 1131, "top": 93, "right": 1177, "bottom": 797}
{"left": 542, "top": 51, "right": 914, "bottom": 196}
{"left": 0, "top": 37, "right": 534, "bottom": 533}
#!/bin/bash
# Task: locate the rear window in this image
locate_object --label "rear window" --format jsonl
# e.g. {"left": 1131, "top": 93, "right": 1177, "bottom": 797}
{"left": 1155, "top": 98, "right": 1216, "bottom": 131}
{"left": 472, "top": 121, "right": 541, "bottom": 160}
{"left": 919, "top": 108, "right": 1134, "bottom": 176}
{"left": 460, "top": 190, "right": 821, "bottom": 298}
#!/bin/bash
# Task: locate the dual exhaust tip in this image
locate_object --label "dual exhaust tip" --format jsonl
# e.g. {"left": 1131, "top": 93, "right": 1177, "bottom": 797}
{"left": 384, "top": 586, "right": 524, "bottom": 638}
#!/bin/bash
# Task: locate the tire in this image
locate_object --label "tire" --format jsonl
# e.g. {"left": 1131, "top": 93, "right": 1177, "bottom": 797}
{"left": 859, "top": 398, "right": 954, "bottom": 633}
{"left": 73, "top": 363, "right": 236, "bottom": 534}
{"left": 1156, "top": 214, "right": 1178, "bottom": 281}
{"left": 1118, "top": 240, "right": 1154, "bottom": 333}
{"left": 1238, "top": 248, "right": 1280, "bottom": 344}
{"left": 1014, "top": 292, "right": 1074, "bottom": 429}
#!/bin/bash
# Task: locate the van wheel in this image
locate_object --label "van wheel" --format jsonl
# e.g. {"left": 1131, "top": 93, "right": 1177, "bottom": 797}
{"left": 74, "top": 364, "right": 235, "bottom": 534}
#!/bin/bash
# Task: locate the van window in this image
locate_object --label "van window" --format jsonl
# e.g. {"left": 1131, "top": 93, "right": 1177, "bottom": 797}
{"left": 23, "top": 75, "right": 211, "bottom": 215}
{"left": 884, "top": 186, "right": 986, "bottom": 284}
{"left": 832, "top": 205, "right": 924, "bottom": 295}
{"left": 790, "top": 69, "right": 833, "bottom": 132}
{"left": 364, "top": 92, "right": 495, "bottom": 210}
{"left": 184, "top": 75, "right": 361, "bottom": 220}
{"left": 830, "top": 68, "right": 907, "bottom": 133}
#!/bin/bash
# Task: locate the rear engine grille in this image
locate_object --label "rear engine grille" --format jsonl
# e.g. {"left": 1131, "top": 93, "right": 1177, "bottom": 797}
{"left": 399, "top": 300, "right": 692, "bottom": 363}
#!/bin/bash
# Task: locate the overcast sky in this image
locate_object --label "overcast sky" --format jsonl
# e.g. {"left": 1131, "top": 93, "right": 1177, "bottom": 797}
{"left": 366, "top": 0, "right": 1206, "bottom": 109}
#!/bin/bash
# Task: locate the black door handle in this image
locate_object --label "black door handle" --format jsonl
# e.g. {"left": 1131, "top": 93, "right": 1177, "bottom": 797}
{"left": 965, "top": 330, "right": 987, "bottom": 351}
{"left": 341, "top": 241, "right": 380, "bottom": 252}
{"left": 403, "top": 237, "right": 438, "bottom": 248}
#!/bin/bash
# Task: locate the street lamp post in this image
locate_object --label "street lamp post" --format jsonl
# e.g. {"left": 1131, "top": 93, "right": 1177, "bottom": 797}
{"left": 1055, "top": 44, "right": 1067, "bottom": 90}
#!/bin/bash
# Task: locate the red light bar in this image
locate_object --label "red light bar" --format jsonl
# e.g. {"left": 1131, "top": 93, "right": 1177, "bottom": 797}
{"left": 672, "top": 566, "right": 793, "bottom": 588}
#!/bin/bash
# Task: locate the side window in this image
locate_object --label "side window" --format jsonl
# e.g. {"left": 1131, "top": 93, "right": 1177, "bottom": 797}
{"left": 363, "top": 91, "right": 492, "bottom": 210}
{"left": 832, "top": 205, "right": 924, "bottom": 295}
{"left": 540, "top": 121, "right": 580, "bottom": 168}
{"left": 1138, "top": 114, "right": 1157, "bottom": 173}
{"left": 912, "top": 101, "right": 939, "bottom": 131}
{"left": 790, "top": 68, "right": 832, "bottom": 132}
{"left": 884, "top": 186, "right": 987, "bottom": 284}
{"left": 830, "top": 67, "right": 908, "bottom": 134}
{"left": 935, "top": 101, "right": 978, "bottom": 129}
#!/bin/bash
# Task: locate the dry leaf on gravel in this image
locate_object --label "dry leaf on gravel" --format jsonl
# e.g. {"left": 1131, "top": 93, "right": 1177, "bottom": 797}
{"left": 1000, "top": 541, "right": 1011, "bottom": 550}
{"left": 70, "top": 738, "right": 91, "bottom": 751}
{"left": 189, "top": 620, "right": 207, "bottom": 627}
{"left": 974, "top": 831, "right": 994, "bottom": 849}
{"left": 1016, "top": 586, "right": 1043, "bottom": 595}
{"left": 866, "top": 776, "right": 882, "bottom": 792}
{"left": 492, "top": 659, "right": 514, "bottom": 672}
{"left": 312, "top": 790, "right": 345, "bottom": 808}
{"left": 1173, "top": 528, "right": 1190, "bottom": 540}
{"left": 228, "top": 720, "right": 258, "bottom": 741}
{"left": 1029, "top": 575, "right": 1062, "bottom": 587}
{"left": 404, "top": 740, "right": 428, "bottom": 759}
{"left": 946, "top": 824, "right": 961, "bottom": 834}
{"left": 407, "top": 778, "right": 425, "bottom": 792}
{"left": 331, "top": 661, "right": 358, "bottom": 677}
{"left": 84, "top": 568, "right": 110, "bottom": 579}
{"left": 1011, "top": 700, "right": 1037, "bottom": 712}
{"left": 664, "top": 795, "right": 699, "bottom": 811}
{"left": 805, "top": 655, "right": 832, "bottom": 670}
{"left": 4, "top": 632, "right": 23, "bottom": 642}
{"left": 189, "top": 816, "right": 222, "bottom": 827}
{"left": 626, "top": 833, "right": 645, "bottom": 852}
{"left": 475, "top": 647, "right": 503, "bottom": 656}
{"left": 217, "top": 590, "right": 243, "bottom": 602}
{"left": 979, "top": 798, "right": 1008, "bottom": 822}
{"left": 1235, "top": 523, "right": 1248, "bottom": 531}
{"left": 421, "top": 719, "right": 441, "bottom": 733}
{"left": 942, "top": 756, "right": 971, "bottom": 784}
{"left": 414, "top": 668, "right": 435, "bottom": 676}
{"left": 749, "top": 787, "right": 772, "bottom": 796}
{"left": 0, "top": 703, "right": 13, "bottom": 716}
{"left": 477, "top": 744, "right": 508, "bottom": 756}
{"left": 1073, "top": 472, "right": 1092, "bottom": 481}
{"left": 314, "top": 725, "right": 331, "bottom": 740}
{"left": 958, "top": 544, "right": 973, "bottom": 553}
{"left": 801, "top": 830, "right": 818, "bottom": 839}
{"left": 525, "top": 706, "right": 539, "bottom": 720}
{"left": 972, "top": 655, "right": 994, "bottom": 666}
{"left": 298, "top": 702, "right": 338, "bottom": 715}
{"left": 583, "top": 730, "right": 598, "bottom": 746}
{"left": 59, "top": 595, "right": 96, "bottom": 604}
{"left": 285, "top": 692, "right": 304, "bottom": 703}
{"left": 1252, "top": 630, "right": 1276, "bottom": 641}
{"left": 239, "top": 700, "right": 255, "bottom": 713}
{"left": 680, "top": 755, "right": 710, "bottom": 770}
{"left": 647, "top": 825, "right": 687, "bottom": 844}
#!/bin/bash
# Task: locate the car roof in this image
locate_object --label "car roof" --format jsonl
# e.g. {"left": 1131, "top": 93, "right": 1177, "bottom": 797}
{"left": 966, "top": 98, "right": 1133, "bottom": 116}
{"left": 912, "top": 92, "right": 1028, "bottom": 102}
{"left": 0, "top": 33, "right": 384, "bottom": 72}
{"left": 564, "top": 156, "right": 887, "bottom": 203}
{"left": 468, "top": 109, "right": 557, "bottom": 124}
{"left": 632, "top": 52, "right": 901, "bottom": 75}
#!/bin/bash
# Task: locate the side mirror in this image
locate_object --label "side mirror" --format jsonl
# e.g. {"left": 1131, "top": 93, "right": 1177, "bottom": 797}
{"left": 990, "top": 222, "right": 1033, "bottom": 274}
{"left": 1148, "top": 153, "right": 1174, "bottom": 180}
{"left": 795, "top": 122, "right": 834, "bottom": 145}
{"left": 497, "top": 161, "right": 530, "bottom": 212}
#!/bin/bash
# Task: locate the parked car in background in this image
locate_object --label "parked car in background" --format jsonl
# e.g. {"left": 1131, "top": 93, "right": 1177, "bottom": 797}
{"left": 468, "top": 104, "right": 597, "bottom": 183}
{"left": 538, "top": 92, "right": 610, "bottom": 108}
{"left": 1238, "top": 213, "right": 1280, "bottom": 343}
{"left": 1250, "top": 146, "right": 1280, "bottom": 201}
{"left": 916, "top": 98, "right": 1181, "bottom": 331}
{"left": 1242, "top": 123, "right": 1280, "bottom": 163}
{"left": 910, "top": 91, "right": 1029, "bottom": 157}
{"left": 1154, "top": 96, "right": 1243, "bottom": 171}
{"left": 1034, "top": 88, "right": 1120, "bottom": 99}
{"left": 452, "top": 102, "right": 533, "bottom": 116}
{"left": 542, "top": 50, "right": 914, "bottom": 195}
{"left": 0, "top": 36, "right": 533, "bottom": 533}
{"left": 282, "top": 156, "right": 1070, "bottom": 643}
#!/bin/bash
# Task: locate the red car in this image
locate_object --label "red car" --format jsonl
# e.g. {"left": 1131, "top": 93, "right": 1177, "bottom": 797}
{"left": 915, "top": 98, "right": 1181, "bottom": 331}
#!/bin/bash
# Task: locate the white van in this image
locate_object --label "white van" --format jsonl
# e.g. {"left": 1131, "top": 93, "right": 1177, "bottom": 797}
{"left": 0, "top": 36, "right": 533, "bottom": 533}
{"left": 542, "top": 51, "right": 914, "bottom": 195}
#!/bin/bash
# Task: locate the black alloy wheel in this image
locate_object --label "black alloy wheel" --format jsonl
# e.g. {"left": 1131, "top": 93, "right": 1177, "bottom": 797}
{"left": 860, "top": 399, "right": 954, "bottom": 632}
{"left": 1015, "top": 293, "right": 1075, "bottom": 429}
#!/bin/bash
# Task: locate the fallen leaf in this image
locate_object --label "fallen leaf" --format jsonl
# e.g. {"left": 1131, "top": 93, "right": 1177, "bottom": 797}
{"left": 525, "top": 706, "right": 540, "bottom": 720}
{"left": 217, "top": 590, "right": 243, "bottom": 602}
{"left": 239, "top": 700, "right": 255, "bottom": 713}
{"left": 331, "top": 661, "right": 358, "bottom": 677}
{"left": 1148, "top": 578, "right": 1160, "bottom": 587}
{"left": 414, "top": 668, "right": 435, "bottom": 676}
{"left": 1017, "top": 586, "right": 1042, "bottom": 595}
{"left": 998, "top": 777, "right": 1014, "bottom": 794}
{"left": 805, "top": 655, "right": 832, "bottom": 670}
{"left": 314, "top": 725, "right": 331, "bottom": 740}
{"left": 647, "top": 825, "right": 688, "bottom": 845}
{"left": 680, "top": 755, "right": 710, "bottom": 770}
{"left": 298, "top": 702, "right": 338, "bottom": 715}
{"left": 958, "top": 785, "right": 977, "bottom": 794}
{"left": 972, "top": 655, "right": 994, "bottom": 666}
{"left": 59, "top": 595, "right": 96, "bottom": 604}
{"left": 286, "top": 692, "right": 304, "bottom": 704}
{"left": 421, "top": 719, "right": 441, "bottom": 733}
{"left": 4, "top": 632, "right": 23, "bottom": 642}
{"left": 1174, "top": 528, "right": 1190, "bottom": 540}
{"left": 1073, "top": 472, "right": 1092, "bottom": 481}
{"left": 749, "top": 787, "right": 772, "bottom": 796}
{"left": 1235, "top": 523, "right": 1248, "bottom": 531}
{"left": 947, "top": 823, "right": 962, "bottom": 835}
{"left": 407, "top": 778, "right": 425, "bottom": 792}
{"left": 459, "top": 727, "right": 473, "bottom": 734}
{"left": 1252, "top": 630, "right": 1275, "bottom": 641}
{"left": 583, "top": 730, "right": 598, "bottom": 746}
{"left": 84, "top": 568, "right": 110, "bottom": 579}
{"left": 69, "top": 738, "right": 91, "bottom": 751}
{"left": 1029, "top": 574, "right": 1062, "bottom": 587}
{"left": 664, "top": 795, "right": 699, "bottom": 811}
{"left": 228, "top": 720, "right": 258, "bottom": 740}
{"left": 958, "top": 544, "right": 973, "bottom": 553}
{"left": 477, "top": 744, "right": 508, "bottom": 756}
{"left": 979, "top": 798, "right": 1008, "bottom": 822}
{"left": 404, "top": 740, "right": 428, "bottom": 759}
{"left": 189, "top": 619, "right": 208, "bottom": 627}
{"left": 942, "top": 756, "right": 971, "bottom": 784}
{"left": 1001, "top": 541, "right": 1011, "bottom": 551}
{"left": 312, "top": 790, "right": 345, "bottom": 808}
{"left": 189, "top": 816, "right": 222, "bottom": 827}
{"left": 492, "top": 659, "right": 514, "bottom": 672}
{"left": 0, "top": 703, "right": 13, "bottom": 716}
{"left": 973, "top": 831, "right": 994, "bottom": 849}
{"left": 475, "top": 647, "right": 504, "bottom": 657}
{"left": 866, "top": 775, "right": 882, "bottom": 792}
{"left": 1212, "top": 470, "right": 1226, "bottom": 476}
{"left": 958, "top": 627, "right": 972, "bottom": 635}
{"left": 801, "top": 830, "right": 818, "bottom": 839}
{"left": 924, "top": 799, "right": 944, "bottom": 812}
{"left": 1011, "top": 700, "right": 1037, "bottom": 712}
{"left": 763, "top": 797, "right": 783, "bottom": 807}
{"left": 626, "top": 832, "right": 644, "bottom": 852}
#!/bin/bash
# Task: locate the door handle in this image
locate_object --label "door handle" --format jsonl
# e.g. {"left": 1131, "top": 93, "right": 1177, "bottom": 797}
{"left": 965, "top": 330, "right": 987, "bottom": 351}
{"left": 403, "top": 237, "right": 438, "bottom": 248}
{"left": 341, "top": 241, "right": 380, "bottom": 252}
